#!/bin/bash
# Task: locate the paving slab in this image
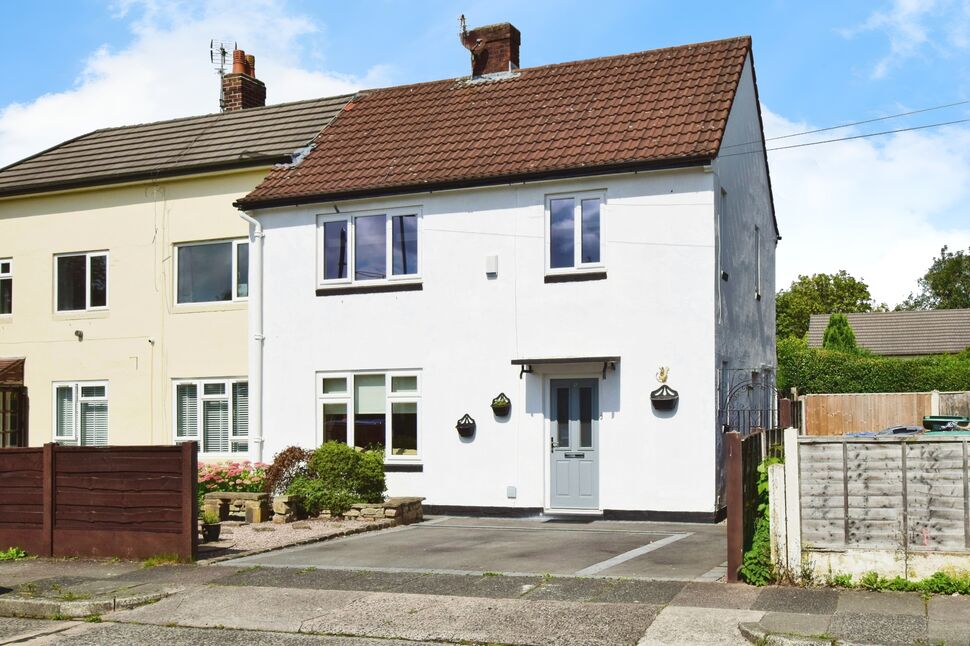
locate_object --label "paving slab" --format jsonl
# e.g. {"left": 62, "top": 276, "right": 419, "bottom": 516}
{"left": 638, "top": 606, "right": 764, "bottom": 645}
{"left": 302, "top": 592, "right": 662, "bottom": 646}
{"left": 752, "top": 587, "right": 839, "bottom": 615}
{"left": 828, "top": 611, "right": 927, "bottom": 645}
{"left": 757, "top": 612, "right": 832, "bottom": 637}
{"left": 670, "top": 582, "right": 762, "bottom": 610}
{"left": 835, "top": 589, "right": 926, "bottom": 616}
{"left": 927, "top": 596, "right": 970, "bottom": 646}
{"left": 0, "top": 561, "right": 140, "bottom": 588}
{"left": 0, "top": 617, "right": 74, "bottom": 641}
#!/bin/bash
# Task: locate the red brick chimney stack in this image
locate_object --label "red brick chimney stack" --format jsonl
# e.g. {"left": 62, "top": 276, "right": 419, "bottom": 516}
{"left": 222, "top": 48, "right": 266, "bottom": 112}
{"left": 464, "top": 23, "right": 520, "bottom": 77}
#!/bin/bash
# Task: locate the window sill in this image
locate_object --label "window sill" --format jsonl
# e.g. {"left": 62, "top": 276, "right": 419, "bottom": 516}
{"left": 383, "top": 462, "right": 423, "bottom": 473}
{"left": 316, "top": 282, "right": 423, "bottom": 297}
{"left": 544, "top": 271, "right": 607, "bottom": 284}
{"left": 172, "top": 301, "right": 247, "bottom": 315}
{"left": 53, "top": 309, "right": 109, "bottom": 321}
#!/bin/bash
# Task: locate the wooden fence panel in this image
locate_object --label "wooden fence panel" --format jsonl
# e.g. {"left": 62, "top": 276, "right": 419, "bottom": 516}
{"left": 799, "top": 437, "right": 970, "bottom": 552}
{"left": 0, "top": 443, "right": 197, "bottom": 560}
{"left": 802, "top": 393, "right": 933, "bottom": 436}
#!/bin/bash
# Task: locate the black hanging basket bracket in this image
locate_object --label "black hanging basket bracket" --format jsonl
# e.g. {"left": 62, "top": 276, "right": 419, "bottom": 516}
{"left": 650, "top": 384, "right": 679, "bottom": 411}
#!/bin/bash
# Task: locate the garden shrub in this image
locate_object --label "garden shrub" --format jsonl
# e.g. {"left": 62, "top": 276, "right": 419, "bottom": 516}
{"left": 739, "top": 456, "right": 782, "bottom": 586}
{"left": 263, "top": 446, "right": 313, "bottom": 495}
{"left": 778, "top": 336, "right": 970, "bottom": 394}
{"left": 285, "top": 441, "right": 386, "bottom": 516}
{"left": 821, "top": 313, "right": 858, "bottom": 353}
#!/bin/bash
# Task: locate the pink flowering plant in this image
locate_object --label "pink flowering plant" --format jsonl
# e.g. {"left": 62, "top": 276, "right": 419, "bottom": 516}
{"left": 197, "top": 461, "right": 268, "bottom": 510}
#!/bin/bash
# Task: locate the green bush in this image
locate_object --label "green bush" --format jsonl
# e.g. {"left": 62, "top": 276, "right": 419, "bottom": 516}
{"left": 286, "top": 442, "right": 386, "bottom": 516}
{"left": 846, "top": 569, "right": 970, "bottom": 595}
{"left": 739, "top": 456, "right": 782, "bottom": 585}
{"left": 822, "top": 313, "right": 858, "bottom": 353}
{"left": 778, "top": 336, "right": 970, "bottom": 394}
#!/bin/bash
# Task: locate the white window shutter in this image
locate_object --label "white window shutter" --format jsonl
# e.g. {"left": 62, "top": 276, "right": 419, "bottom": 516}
{"left": 55, "top": 385, "right": 76, "bottom": 443}
{"left": 80, "top": 401, "right": 108, "bottom": 446}
{"left": 232, "top": 382, "right": 248, "bottom": 438}
{"left": 203, "top": 400, "right": 229, "bottom": 453}
{"left": 176, "top": 384, "right": 199, "bottom": 439}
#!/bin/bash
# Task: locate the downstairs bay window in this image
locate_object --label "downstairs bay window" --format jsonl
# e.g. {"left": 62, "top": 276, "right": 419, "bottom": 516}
{"left": 174, "top": 379, "right": 248, "bottom": 455}
{"left": 317, "top": 372, "right": 419, "bottom": 460}
{"left": 53, "top": 381, "right": 108, "bottom": 446}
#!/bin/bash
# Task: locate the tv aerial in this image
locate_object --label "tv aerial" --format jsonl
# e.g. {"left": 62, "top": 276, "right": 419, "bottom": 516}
{"left": 210, "top": 39, "right": 235, "bottom": 111}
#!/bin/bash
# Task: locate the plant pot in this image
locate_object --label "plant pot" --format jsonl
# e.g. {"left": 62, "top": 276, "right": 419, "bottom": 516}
{"left": 456, "top": 414, "right": 476, "bottom": 438}
{"left": 201, "top": 522, "right": 222, "bottom": 542}
{"left": 650, "top": 384, "right": 679, "bottom": 412}
{"left": 490, "top": 393, "right": 511, "bottom": 417}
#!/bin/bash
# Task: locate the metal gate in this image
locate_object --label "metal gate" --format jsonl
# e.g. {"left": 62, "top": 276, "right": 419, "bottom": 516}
{"left": 0, "top": 386, "right": 28, "bottom": 448}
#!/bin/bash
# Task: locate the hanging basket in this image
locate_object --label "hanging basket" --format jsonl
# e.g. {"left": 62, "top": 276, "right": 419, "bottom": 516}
{"left": 456, "top": 414, "right": 476, "bottom": 437}
{"left": 650, "top": 384, "right": 679, "bottom": 411}
{"left": 490, "top": 393, "right": 511, "bottom": 417}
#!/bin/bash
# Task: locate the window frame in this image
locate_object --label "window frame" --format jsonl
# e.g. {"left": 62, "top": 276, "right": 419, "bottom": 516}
{"left": 544, "top": 190, "right": 607, "bottom": 276}
{"left": 316, "top": 207, "right": 423, "bottom": 289}
{"left": 0, "top": 258, "right": 11, "bottom": 316}
{"left": 51, "top": 380, "right": 109, "bottom": 444}
{"left": 54, "top": 251, "right": 109, "bottom": 313}
{"left": 315, "top": 370, "right": 421, "bottom": 462}
{"left": 172, "top": 377, "right": 249, "bottom": 456}
{"left": 173, "top": 239, "right": 249, "bottom": 306}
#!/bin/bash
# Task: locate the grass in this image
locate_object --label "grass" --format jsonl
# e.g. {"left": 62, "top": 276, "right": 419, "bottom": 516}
{"left": 481, "top": 571, "right": 503, "bottom": 577}
{"left": 84, "top": 615, "right": 102, "bottom": 623}
{"left": 56, "top": 591, "right": 91, "bottom": 601}
{"left": 825, "top": 568, "right": 970, "bottom": 595}
{"left": 142, "top": 553, "right": 182, "bottom": 568}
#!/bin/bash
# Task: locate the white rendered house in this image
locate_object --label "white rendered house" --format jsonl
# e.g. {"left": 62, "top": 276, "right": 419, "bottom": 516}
{"left": 237, "top": 26, "right": 777, "bottom": 520}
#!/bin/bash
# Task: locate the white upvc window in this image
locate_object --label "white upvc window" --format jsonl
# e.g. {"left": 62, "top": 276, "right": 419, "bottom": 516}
{"left": 545, "top": 191, "right": 606, "bottom": 274}
{"left": 317, "top": 207, "right": 421, "bottom": 288}
{"left": 55, "top": 251, "right": 108, "bottom": 312}
{"left": 53, "top": 381, "right": 108, "bottom": 446}
{"left": 0, "top": 258, "right": 11, "bottom": 315}
{"left": 316, "top": 371, "right": 420, "bottom": 461}
{"left": 173, "top": 378, "right": 248, "bottom": 455}
{"left": 175, "top": 239, "right": 249, "bottom": 305}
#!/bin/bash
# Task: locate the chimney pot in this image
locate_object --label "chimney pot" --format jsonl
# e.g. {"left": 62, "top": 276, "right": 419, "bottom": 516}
{"left": 222, "top": 47, "right": 266, "bottom": 111}
{"left": 465, "top": 22, "right": 520, "bottom": 77}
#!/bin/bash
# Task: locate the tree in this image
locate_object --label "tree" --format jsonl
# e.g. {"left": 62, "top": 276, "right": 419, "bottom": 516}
{"left": 898, "top": 245, "right": 970, "bottom": 311}
{"left": 822, "top": 313, "right": 857, "bottom": 353}
{"left": 775, "top": 271, "right": 879, "bottom": 339}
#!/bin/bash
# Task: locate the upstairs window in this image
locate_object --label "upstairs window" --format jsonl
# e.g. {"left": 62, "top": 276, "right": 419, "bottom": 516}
{"left": 318, "top": 209, "right": 420, "bottom": 286}
{"left": 0, "top": 259, "right": 11, "bottom": 315}
{"left": 174, "top": 378, "right": 248, "bottom": 454}
{"left": 53, "top": 381, "right": 108, "bottom": 446}
{"left": 56, "top": 252, "right": 107, "bottom": 312}
{"left": 176, "top": 240, "right": 248, "bottom": 304}
{"left": 546, "top": 192, "right": 605, "bottom": 273}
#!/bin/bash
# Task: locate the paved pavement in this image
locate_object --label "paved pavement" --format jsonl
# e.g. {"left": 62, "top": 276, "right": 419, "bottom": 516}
{"left": 225, "top": 515, "right": 730, "bottom": 581}
{"left": 2, "top": 517, "right": 969, "bottom": 644}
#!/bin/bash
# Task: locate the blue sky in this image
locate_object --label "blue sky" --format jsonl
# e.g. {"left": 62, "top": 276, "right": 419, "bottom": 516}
{"left": 3, "top": 0, "right": 970, "bottom": 305}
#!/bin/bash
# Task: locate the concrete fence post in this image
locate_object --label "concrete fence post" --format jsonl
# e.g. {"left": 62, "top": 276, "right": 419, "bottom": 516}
{"left": 931, "top": 390, "right": 940, "bottom": 416}
{"left": 768, "top": 463, "right": 787, "bottom": 573}
{"left": 783, "top": 427, "right": 802, "bottom": 574}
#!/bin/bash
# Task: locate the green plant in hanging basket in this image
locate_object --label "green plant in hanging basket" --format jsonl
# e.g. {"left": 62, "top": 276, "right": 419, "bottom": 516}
{"left": 490, "top": 393, "right": 511, "bottom": 417}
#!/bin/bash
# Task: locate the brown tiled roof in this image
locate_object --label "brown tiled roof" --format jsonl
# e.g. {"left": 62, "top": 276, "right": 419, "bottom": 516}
{"left": 0, "top": 358, "right": 24, "bottom": 385}
{"left": 807, "top": 310, "right": 970, "bottom": 356}
{"left": 238, "top": 36, "right": 752, "bottom": 209}
{"left": 0, "top": 95, "right": 353, "bottom": 198}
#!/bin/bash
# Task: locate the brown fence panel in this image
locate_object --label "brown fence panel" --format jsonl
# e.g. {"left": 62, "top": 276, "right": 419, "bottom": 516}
{"left": 726, "top": 428, "right": 786, "bottom": 582}
{"left": 0, "top": 442, "right": 197, "bottom": 561}
{"left": 802, "top": 392, "right": 933, "bottom": 436}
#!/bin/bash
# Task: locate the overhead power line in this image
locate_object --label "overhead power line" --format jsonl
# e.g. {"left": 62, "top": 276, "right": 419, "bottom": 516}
{"left": 721, "top": 99, "right": 970, "bottom": 150}
{"left": 718, "top": 117, "right": 970, "bottom": 158}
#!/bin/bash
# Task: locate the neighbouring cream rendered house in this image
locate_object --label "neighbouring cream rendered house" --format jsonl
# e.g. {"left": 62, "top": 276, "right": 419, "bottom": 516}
{"left": 0, "top": 54, "right": 350, "bottom": 458}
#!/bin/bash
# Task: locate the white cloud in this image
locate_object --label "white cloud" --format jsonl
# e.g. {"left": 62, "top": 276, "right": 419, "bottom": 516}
{"left": 843, "top": 0, "right": 970, "bottom": 78}
{"left": 0, "top": 0, "right": 391, "bottom": 168}
{"left": 766, "top": 107, "right": 970, "bottom": 307}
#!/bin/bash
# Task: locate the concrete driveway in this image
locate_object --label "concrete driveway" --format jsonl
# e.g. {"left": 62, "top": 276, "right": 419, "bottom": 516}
{"left": 226, "top": 516, "right": 727, "bottom": 581}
